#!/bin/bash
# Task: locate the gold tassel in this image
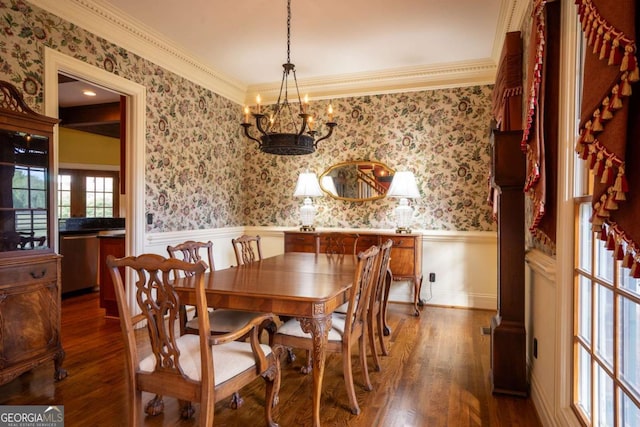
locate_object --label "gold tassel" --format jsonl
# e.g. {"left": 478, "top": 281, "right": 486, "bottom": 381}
{"left": 591, "top": 109, "right": 603, "bottom": 132}
{"left": 582, "top": 121, "right": 595, "bottom": 143}
{"left": 611, "top": 85, "right": 623, "bottom": 109}
{"left": 613, "top": 165, "right": 627, "bottom": 192}
{"left": 622, "top": 250, "right": 633, "bottom": 268}
{"left": 601, "top": 97, "right": 613, "bottom": 120}
{"left": 587, "top": 20, "right": 597, "bottom": 46}
{"left": 600, "top": 159, "right": 614, "bottom": 185}
{"left": 609, "top": 37, "right": 621, "bottom": 65}
{"left": 592, "top": 27, "right": 603, "bottom": 54}
{"left": 605, "top": 193, "right": 618, "bottom": 211}
{"left": 599, "top": 32, "right": 611, "bottom": 60}
{"left": 630, "top": 64, "right": 639, "bottom": 82}
{"left": 621, "top": 45, "right": 631, "bottom": 72}
{"left": 621, "top": 73, "right": 632, "bottom": 96}
{"left": 594, "top": 151, "right": 605, "bottom": 176}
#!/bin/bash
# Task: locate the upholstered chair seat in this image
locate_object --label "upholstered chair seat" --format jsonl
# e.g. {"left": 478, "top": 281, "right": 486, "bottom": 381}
{"left": 184, "top": 309, "right": 262, "bottom": 334}
{"left": 139, "top": 336, "right": 273, "bottom": 385}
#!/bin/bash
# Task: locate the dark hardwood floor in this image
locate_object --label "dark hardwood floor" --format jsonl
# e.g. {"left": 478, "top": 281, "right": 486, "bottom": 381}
{"left": 0, "top": 292, "right": 542, "bottom": 426}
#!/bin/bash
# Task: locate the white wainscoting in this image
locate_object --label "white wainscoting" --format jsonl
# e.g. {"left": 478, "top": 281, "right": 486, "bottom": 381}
{"left": 525, "top": 249, "right": 559, "bottom": 427}
{"left": 144, "top": 226, "right": 498, "bottom": 310}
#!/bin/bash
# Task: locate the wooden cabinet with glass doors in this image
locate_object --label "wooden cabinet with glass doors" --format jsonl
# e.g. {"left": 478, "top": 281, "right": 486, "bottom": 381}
{"left": 0, "top": 81, "right": 67, "bottom": 385}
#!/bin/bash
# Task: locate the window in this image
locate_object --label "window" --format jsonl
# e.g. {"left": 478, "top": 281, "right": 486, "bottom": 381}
{"left": 85, "top": 176, "right": 114, "bottom": 217}
{"left": 574, "top": 201, "right": 640, "bottom": 426}
{"left": 572, "top": 27, "right": 640, "bottom": 427}
{"left": 58, "top": 174, "right": 71, "bottom": 218}
{"left": 57, "top": 169, "right": 119, "bottom": 218}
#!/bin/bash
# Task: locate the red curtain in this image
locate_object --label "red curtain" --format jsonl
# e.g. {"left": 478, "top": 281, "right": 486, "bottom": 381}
{"left": 522, "top": 0, "right": 560, "bottom": 248}
{"left": 575, "top": 0, "right": 640, "bottom": 277}
{"left": 492, "top": 32, "right": 523, "bottom": 131}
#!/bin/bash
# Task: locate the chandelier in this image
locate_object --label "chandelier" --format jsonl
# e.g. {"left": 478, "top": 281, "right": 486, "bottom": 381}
{"left": 240, "top": 0, "right": 337, "bottom": 155}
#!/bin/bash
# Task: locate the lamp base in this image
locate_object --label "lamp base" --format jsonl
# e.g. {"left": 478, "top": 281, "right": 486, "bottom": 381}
{"left": 395, "top": 227, "right": 412, "bottom": 234}
{"left": 300, "top": 225, "right": 316, "bottom": 232}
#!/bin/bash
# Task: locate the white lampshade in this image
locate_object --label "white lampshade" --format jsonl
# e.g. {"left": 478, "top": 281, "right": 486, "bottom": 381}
{"left": 293, "top": 172, "right": 323, "bottom": 198}
{"left": 386, "top": 171, "right": 420, "bottom": 233}
{"left": 293, "top": 172, "right": 323, "bottom": 231}
{"left": 387, "top": 171, "right": 421, "bottom": 199}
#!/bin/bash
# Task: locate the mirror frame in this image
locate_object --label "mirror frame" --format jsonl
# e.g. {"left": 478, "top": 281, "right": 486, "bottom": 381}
{"left": 319, "top": 160, "right": 395, "bottom": 202}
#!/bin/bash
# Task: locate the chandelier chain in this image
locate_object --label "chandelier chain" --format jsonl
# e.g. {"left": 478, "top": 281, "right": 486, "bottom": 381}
{"left": 287, "top": 0, "right": 291, "bottom": 64}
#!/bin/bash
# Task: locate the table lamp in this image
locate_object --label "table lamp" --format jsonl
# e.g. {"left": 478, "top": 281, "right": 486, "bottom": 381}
{"left": 386, "top": 171, "right": 420, "bottom": 233}
{"left": 293, "top": 171, "right": 323, "bottom": 231}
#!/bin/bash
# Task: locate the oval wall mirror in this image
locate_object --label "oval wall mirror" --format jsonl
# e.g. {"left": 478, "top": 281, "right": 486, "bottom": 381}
{"left": 319, "top": 160, "right": 395, "bottom": 202}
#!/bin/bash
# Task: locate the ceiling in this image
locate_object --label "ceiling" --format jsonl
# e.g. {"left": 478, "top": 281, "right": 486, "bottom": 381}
{"left": 98, "top": 0, "right": 504, "bottom": 85}
{"left": 43, "top": 0, "right": 527, "bottom": 106}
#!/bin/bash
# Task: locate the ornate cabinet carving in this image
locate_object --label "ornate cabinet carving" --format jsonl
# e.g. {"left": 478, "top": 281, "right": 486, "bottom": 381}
{"left": 489, "top": 129, "right": 527, "bottom": 396}
{"left": 0, "top": 81, "right": 66, "bottom": 385}
{"left": 284, "top": 230, "right": 423, "bottom": 316}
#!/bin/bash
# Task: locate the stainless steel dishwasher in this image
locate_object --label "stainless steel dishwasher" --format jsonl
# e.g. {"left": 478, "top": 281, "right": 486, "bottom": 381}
{"left": 60, "top": 233, "right": 100, "bottom": 294}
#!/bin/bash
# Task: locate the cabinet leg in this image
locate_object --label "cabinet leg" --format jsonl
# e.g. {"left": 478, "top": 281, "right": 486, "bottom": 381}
{"left": 54, "top": 348, "right": 67, "bottom": 381}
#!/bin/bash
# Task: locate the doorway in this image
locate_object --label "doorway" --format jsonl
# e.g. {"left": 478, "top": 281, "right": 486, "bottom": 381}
{"left": 44, "top": 47, "right": 146, "bottom": 309}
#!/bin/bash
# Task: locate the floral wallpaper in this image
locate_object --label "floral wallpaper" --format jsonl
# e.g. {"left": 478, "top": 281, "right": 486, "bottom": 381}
{"left": 2, "top": 1, "right": 496, "bottom": 233}
{"left": 0, "top": 0, "right": 245, "bottom": 232}
{"left": 246, "top": 87, "right": 497, "bottom": 231}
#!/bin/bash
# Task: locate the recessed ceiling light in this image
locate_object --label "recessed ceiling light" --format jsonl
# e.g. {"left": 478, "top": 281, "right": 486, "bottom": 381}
{"left": 83, "top": 90, "right": 97, "bottom": 97}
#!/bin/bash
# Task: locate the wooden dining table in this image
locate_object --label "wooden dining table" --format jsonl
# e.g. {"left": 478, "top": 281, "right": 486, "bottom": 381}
{"left": 174, "top": 252, "right": 358, "bottom": 427}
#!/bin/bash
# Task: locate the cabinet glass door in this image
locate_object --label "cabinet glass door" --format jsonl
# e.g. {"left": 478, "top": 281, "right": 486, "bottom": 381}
{"left": 0, "top": 129, "right": 49, "bottom": 253}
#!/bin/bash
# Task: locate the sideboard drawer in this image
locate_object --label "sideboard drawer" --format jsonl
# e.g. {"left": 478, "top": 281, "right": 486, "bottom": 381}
{"left": 284, "top": 232, "right": 318, "bottom": 253}
{"left": 388, "top": 236, "right": 415, "bottom": 248}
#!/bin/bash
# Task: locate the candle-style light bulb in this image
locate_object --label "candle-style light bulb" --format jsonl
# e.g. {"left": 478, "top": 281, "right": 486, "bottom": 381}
{"left": 243, "top": 106, "right": 250, "bottom": 123}
{"left": 303, "top": 94, "right": 309, "bottom": 113}
{"left": 307, "top": 115, "right": 314, "bottom": 131}
{"left": 256, "top": 94, "right": 261, "bottom": 114}
{"left": 327, "top": 103, "right": 334, "bottom": 122}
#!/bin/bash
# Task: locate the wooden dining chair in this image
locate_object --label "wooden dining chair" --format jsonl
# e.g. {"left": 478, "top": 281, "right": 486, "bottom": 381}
{"left": 321, "top": 232, "right": 360, "bottom": 255}
{"left": 167, "top": 240, "right": 270, "bottom": 339}
{"left": 105, "top": 253, "right": 280, "bottom": 427}
{"left": 231, "top": 234, "right": 263, "bottom": 265}
{"left": 273, "top": 244, "right": 380, "bottom": 415}
{"left": 368, "top": 239, "right": 393, "bottom": 371}
{"left": 168, "top": 240, "right": 274, "bottom": 409}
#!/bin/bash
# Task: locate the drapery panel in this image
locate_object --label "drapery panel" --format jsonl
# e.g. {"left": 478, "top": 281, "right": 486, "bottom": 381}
{"left": 521, "top": 0, "right": 560, "bottom": 249}
{"left": 575, "top": 0, "right": 640, "bottom": 277}
{"left": 492, "top": 31, "right": 524, "bottom": 131}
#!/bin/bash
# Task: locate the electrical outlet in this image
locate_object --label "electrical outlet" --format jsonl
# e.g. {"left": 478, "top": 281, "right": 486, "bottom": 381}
{"left": 429, "top": 272, "right": 436, "bottom": 282}
{"left": 533, "top": 338, "right": 538, "bottom": 359}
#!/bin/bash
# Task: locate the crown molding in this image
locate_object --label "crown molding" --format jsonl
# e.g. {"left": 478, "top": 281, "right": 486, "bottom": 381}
{"left": 246, "top": 59, "right": 497, "bottom": 103}
{"left": 30, "top": 0, "right": 528, "bottom": 105}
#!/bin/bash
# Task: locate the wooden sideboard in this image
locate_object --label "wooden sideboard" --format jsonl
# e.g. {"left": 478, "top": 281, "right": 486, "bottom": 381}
{"left": 284, "top": 230, "right": 423, "bottom": 316}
